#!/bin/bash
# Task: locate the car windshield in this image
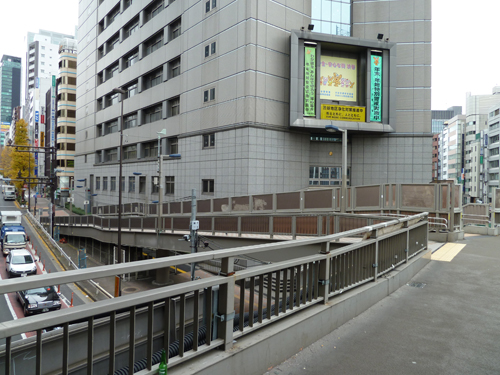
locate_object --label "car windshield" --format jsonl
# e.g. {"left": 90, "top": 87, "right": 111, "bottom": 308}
{"left": 11, "top": 255, "right": 33, "bottom": 265}
{"left": 6, "top": 234, "right": 25, "bottom": 243}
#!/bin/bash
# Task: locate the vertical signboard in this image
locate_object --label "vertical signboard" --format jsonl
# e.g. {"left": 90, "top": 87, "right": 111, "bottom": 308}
{"left": 51, "top": 75, "right": 56, "bottom": 148}
{"left": 303, "top": 46, "right": 316, "bottom": 117}
{"left": 370, "top": 53, "right": 382, "bottom": 122}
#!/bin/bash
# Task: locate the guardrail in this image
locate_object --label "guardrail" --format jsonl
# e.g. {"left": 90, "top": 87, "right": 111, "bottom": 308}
{"left": 26, "top": 211, "right": 114, "bottom": 299}
{"left": 87, "top": 182, "right": 460, "bottom": 231}
{"left": 0, "top": 212, "right": 428, "bottom": 375}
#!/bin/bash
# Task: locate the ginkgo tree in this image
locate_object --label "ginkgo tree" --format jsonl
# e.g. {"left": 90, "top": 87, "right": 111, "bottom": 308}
{"left": 8, "top": 119, "right": 35, "bottom": 193}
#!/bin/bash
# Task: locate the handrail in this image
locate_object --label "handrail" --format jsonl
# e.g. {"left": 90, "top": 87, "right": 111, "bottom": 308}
{"left": 26, "top": 211, "right": 114, "bottom": 299}
{"left": 0, "top": 213, "right": 428, "bottom": 295}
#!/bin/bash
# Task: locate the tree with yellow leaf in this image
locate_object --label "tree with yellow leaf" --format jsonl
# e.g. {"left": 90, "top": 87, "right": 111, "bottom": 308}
{"left": 10, "top": 119, "right": 35, "bottom": 193}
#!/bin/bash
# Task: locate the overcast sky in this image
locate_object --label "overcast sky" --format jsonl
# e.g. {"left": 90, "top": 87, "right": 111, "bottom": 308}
{"left": 0, "top": 0, "right": 498, "bottom": 112}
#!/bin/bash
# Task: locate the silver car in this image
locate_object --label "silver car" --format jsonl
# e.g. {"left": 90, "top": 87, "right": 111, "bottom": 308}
{"left": 6, "top": 249, "right": 37, "bottom": 277}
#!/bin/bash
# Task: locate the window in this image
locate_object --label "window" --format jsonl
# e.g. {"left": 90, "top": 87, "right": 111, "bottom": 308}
{"left": 68, "top": 60, "right": 77, "bottom": 69}
{"left": 168, "top": 56, "right": 180, "bottom": 78}
{"left": 106, "top": 93, "right": 119, "bottom": 107}
{"left": 308, "top": 166, "right": 351, "bottom": 186}
{"left": 144, "top": 103, "right": 162, "bottom": 124}
{"left": 145, "top": 0, "right": 164, "bottom": 22}
{"left": 169, "top": 97, "right": 180, "bottom": 116}
{"left": 107, "top": 5, "right": 120, "bottom": 25}
{"left": 205, "top": 0, "right": 216, "bottom": 12}
{"left": 110, "top": 177, "right": 116, "bottom": 191}
{"left": 107, "top": 33, "right": 120, "bottom": 52}
{"left": 96, "top": 152, "right": 102, "bottom": 163}
{"left": 125, "top": 81, "right": 138, "bottom": 98}
{"left": 169, "top": 18, "right": 181, "bottom": 40}
{"left": 124, "top": 17, "right": 139, "bottom": 38}
{"left": 151, "top": 176, "right": 159, "bottom": 193}
{"left": 106, "top": 63, "right": 119, "bottom": 80}
{"left": 203, "top": 133, "right": 215, "bottom": 148}
{"left": 124, "top": 145, "right": 137, "bottom": 160}
{"left": 205, "top": 41, "right": 216, "bottom": 57}
{"left": 123, "top": 113, "right": 137, "bottom": 129}
{"left": 144, "top": 141, "right": 158, "bottom": 158}
{"left": 96, "top": 177, "right": 101, "bottom": 190}
{"left": 204, "top": 88, "right": 215, "bottom": 102}
{"left": 124, "top": 50, "right": 139, "bottom": 68}
{"left": 104, "top": 120, "right": 118, "bottom": 135}
{"left": 165, "top": 176, "right": 174, "bottom": 195}
{"left": 139, "top": 176, "right": 146, "bottom": 193}
{"left": 168, "top": 137, "right": 178, "bottom": 154}
{"left": 144, "top": 67, "right": 163, "bottom": 89}
{"left": 105, "top": 148, "right": 118, "bottom": 162}
{"left": 145, "top": 31, "right": 164, "bottom": 57}
{"left": 129, "top": 176, "right": 136, "bottom": 192}
{"left": 122, "top": 177, "right": 126, "bottom": 192}
{"left": 124, "top": 0, "right": 133, "bottom": 10}
{"left": 103, "top": 177, "right": 108, "bottom": 190}
{"left": 202, "top": 179, "right": 214, "bottom": 194}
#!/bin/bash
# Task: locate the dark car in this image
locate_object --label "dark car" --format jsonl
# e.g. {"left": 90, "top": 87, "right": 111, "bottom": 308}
{"left": 17, "top": 286, "right": 62, "bottom": 316}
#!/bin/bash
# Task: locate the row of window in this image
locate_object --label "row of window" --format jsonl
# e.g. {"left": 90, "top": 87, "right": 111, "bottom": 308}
{"left": 98, "top": 14, "right": 181, "bottom": 60}
{"left": 97, "top": 97, "right": 179, "bottom": 135}
{"left": 309, "top": 166, "right": 351, "bottom": 186}
{"left": 96, "top": 133, "right": 215, "bottom": 163}
{"left": 94, "top": 175, "right": 215, "bottom": 195}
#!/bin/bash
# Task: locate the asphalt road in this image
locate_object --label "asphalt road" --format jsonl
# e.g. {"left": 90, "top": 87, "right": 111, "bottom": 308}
{"left": 0, "top": 198, "right": 88, "bottom": 347}
{"left": 263, "top": 234, "right": 500, "bottom": 375}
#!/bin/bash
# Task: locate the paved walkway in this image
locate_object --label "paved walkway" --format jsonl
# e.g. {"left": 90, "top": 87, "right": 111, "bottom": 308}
{"left": 263, "top": 233, "right": 500, "bottom": 375}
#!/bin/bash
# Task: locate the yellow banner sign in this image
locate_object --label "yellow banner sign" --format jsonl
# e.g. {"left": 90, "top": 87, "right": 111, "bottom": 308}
{"left": 321, "top": 104, "right": 366, "bottom": 122}
{"left": 320, "top": 56, "right": 357, "bottom": 102}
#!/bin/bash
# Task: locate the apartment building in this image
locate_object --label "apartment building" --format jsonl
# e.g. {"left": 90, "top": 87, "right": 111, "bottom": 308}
{"left": 74, "top": 0, "right": 432, "bottom": 208}
{"left": 24, "top": 29, "right": 76, "bottom": 177}
{"left": 486, "top": 106, "right": 500, "bottom": 203}
{"left": 464, "top": 88, "right": 500, "bottom": 203}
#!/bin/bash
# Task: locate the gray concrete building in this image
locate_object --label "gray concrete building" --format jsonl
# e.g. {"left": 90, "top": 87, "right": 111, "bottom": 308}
{"left": 75, "top": 0, "right": 432, "bottom": 209}
{"left": 486, "top": 105, "right": 500, "bottom": 204}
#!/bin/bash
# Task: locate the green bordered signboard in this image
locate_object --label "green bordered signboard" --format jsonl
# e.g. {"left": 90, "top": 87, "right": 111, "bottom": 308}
{"left": 321, "top": 104, "right": 366, "bottom": 122}
{"left": 370, "top": 54, "right": 382, "bottom": 122}
{"left": 304, "top": 46, "right": 316, "bottom": 117}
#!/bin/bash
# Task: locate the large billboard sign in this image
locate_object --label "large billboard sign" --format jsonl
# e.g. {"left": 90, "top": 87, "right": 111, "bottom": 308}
{"left": 320, "top": 56, "right": 357, "bottom": 102}
{"left": 304, "top": 46, "right": 316, "bottom": 117}
{"left": 370, "top": 53, "right": 382, "bottom": 122}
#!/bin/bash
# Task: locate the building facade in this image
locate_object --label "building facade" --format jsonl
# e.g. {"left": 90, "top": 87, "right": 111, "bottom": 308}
{"left": 486, "top": 106, "right": 500, "bottom": 203}
{"left": 0, "top": 55, "right": 22, "bottom": 145}
{"left": 464, "top": 88, "right": 500, "bottom": 203}
{"left": 56, "top": 38, "right": 78, "bottom": 196}
{"left": 75, "top": 0, "right": 432, "bottom": 209}
{"left": 24, "top": 30, "right": 75, "bottom": 178}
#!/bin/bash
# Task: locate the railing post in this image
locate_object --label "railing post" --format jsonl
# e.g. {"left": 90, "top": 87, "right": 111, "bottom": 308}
{"left": 403, "top": 219, "right": 410, "bottom": 263}
{"left": 292, "top": 216, "right": 296, "bottom": 239}
{"left": 237, "top": 216, "right": 242, "bottom": 237}
{"left": 318, "top": 241, "right": 330, "bottom": 303}
{"left": 449, "top": 183, "right": 455, "bottom": 231}
{"left": 269, "top": 216, "right": 274, "bottom": 239}
{"left": 374, "top": 239, "right": 379, "bottom": 282}
{"left": 217, "top": 257, "right": 235, "bottom": 351}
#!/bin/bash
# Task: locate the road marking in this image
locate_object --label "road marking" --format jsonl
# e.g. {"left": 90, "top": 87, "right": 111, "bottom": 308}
{"left": 431, "top": 243, "right": 466, "bottom": 262}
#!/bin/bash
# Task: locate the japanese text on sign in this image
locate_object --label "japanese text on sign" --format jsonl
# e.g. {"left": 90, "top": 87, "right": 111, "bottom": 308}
{"left": 370, "top": 54, "right": 382, "bottom": 122}
{"left": 304, "top": 46, "right": 316, "bottom": 117}
{"left": 320, "top": 56, "right": 357, "bottom": 102}
{"left": 321, "top": 104, "right": 366, "bottom": 122}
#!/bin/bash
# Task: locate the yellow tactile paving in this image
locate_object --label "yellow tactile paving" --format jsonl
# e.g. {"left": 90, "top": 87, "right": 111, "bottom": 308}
{"left": 431, "top": 243, "right": 466, "bottom": 262}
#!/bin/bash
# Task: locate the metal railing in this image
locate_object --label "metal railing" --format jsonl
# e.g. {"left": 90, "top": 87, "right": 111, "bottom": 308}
{"left": 26, "top": 211, "right": 114, "bottom": 299}
{"left": 0, "top": 213, "right": 428, "bottom": 375}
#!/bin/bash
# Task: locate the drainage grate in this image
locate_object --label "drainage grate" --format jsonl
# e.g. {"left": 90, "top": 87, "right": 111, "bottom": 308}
{"left": 407, "top": 282, "right": 426, "bottom": 288}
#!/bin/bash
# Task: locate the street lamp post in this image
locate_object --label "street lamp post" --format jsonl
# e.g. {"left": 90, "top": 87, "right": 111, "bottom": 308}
{"left": 326, "top": 125, "right": 348, "bottom": 213}
{"left": 113, "top": 87, "right": 126, "bottom": 268}
{"left": 113, "top": 87, "right": 126, "bottom": 296}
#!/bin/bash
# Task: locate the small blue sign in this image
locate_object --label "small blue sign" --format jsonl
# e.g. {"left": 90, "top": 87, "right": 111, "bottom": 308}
{"left": 35, "top": 111, "right": 39, "bottom": 122}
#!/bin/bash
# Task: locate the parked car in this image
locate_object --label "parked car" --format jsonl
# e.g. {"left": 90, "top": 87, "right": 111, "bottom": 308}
{"left": 6, "top": 249, "right": 36, "bottom": 277}
{"left": 17, "top": 286, "right": 61, "bottom": 316}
